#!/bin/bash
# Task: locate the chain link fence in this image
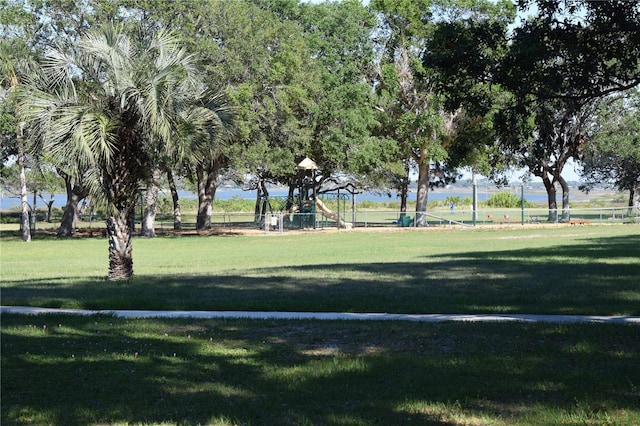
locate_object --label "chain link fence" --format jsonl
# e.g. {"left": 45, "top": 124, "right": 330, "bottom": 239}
{"left": 3, "top": 206, "right": 638, "bottom": 236}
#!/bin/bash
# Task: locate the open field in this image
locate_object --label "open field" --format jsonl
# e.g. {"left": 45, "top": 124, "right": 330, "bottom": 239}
{"left": 1, "top": 225, "right": 639, "bottom": 315}
{"left": 2, "top": 225, "right": 640, "bottom": 425}
{"left": 2, "top": 314, "right": 640, "bottom": 425}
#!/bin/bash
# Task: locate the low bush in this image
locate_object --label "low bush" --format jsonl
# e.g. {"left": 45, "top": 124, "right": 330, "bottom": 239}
{"left": 483, "top": 192, "right": 535, "bottom": 208}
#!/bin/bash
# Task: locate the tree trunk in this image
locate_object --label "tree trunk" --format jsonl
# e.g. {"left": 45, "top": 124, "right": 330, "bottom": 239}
{"left": 106, "top": 210, "right": 134, "bottom": 281}
{"left": 399, "top": 160, "right": 409, "bottom": 216}
{"left": 254, "top": 185, "right": 263, "bottom": 224}
{"left": 557, "top": 175, "right": 570, "bottom": 221}
{"left": 542, "top": 175, "right": 558, "bottom": 222}
{"left": 140, "top": 168, "right": 162, "bottom": 237}
{"left": 260, "top": 180, "right": 270, "bottom": 221}
{"left": 196, "top": 159, "right": 222, "bottom": 230}
{"left": 43, "top": 196, "right": 54, "bottom": 222}
{"left": 17, "top": 124, "right": 31, "bottom": 242}
{"left": 629, "top": 184, "right": 639, "bottom": 216}
{"left": 415, "top": 155, "right": 429, "bottom": 227}
{"left": 57, "top": 172, "right": 87, "bottom": 237}
{"left": 58, "top": 175, "right": 80, "bottom": 237}
{"left": 58, "top": 191, "right": 81, "bottom": 237}
{"left": 286, "top": 184, "right": 295, "bottom": 213}
{"left": 166, "top": 169, "right": 182, "bottom": 230}
{"left": 31, "top": 191, "right": 37, "bottom": 231}
{"left": 196, "top": 164, "right": 211, "bottom": 230}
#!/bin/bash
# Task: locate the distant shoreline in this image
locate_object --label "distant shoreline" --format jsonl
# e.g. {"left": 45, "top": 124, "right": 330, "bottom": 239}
{"left": 0, "top": 187, "right": 624, "bottom": 212}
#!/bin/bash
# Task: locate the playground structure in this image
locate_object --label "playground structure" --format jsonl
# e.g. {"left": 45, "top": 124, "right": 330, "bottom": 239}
{"left": 259, "top": 157, "right": 356, "bottom": 230}
{"left": 315, "top": 195, "right": 353, "bottom": 229}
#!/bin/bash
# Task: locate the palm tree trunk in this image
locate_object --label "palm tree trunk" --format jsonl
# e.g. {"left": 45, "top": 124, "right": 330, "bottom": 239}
{"left": 106, "top": 210, "right": 134, "bottom": 281}
{"left": 17, "top": 123, "right": 31, "bottom": 242}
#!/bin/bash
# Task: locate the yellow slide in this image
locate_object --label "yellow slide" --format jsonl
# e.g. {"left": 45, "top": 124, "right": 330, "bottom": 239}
{"left": 315, "top": 198, "right": 353, "bottom": 229}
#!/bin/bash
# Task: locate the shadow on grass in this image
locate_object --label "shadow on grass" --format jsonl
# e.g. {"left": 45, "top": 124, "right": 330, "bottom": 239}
{"left": 2, "top": 233, "right": 639, "bottom": 316}
{"left": 2, "top": 314, "right": 639, "bottom": 425}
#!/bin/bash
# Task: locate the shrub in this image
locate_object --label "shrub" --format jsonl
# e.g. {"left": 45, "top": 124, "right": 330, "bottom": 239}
{"left": 483, "top": 192, "right": 534, "bottom": 208}
{"left": 357, "top": 200, "right": 376, "bottom": 209}
{"left": 445, "top": 196, "right": 463, "bottom": 206}
{"left": 0, "top": 212, "right": 21, "bottom": 224}
{"left": 155, "top": 196, "right": 199, "bottom": 214}
{"left": 214, "top": 196, "right": 254, "bottom": 212}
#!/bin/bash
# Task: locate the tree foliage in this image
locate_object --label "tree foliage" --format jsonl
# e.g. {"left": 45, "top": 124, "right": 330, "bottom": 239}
{"left": 427, "top": 0, "right": 640, "bottom": 218}
{"left": 372, "top": 0, "right": 515, "bottom": 224}
{"left": 291, "top": 0, "right": 398, "bottom": 197}
{"left": 507, "top": 0, "right": 640, "bottom": 102}
{"left": 19, "top": 24, "right": 231, "bottom": 279}
{"left": 4, "top": 0, "right": 640, "bottom": 239}
{"left": 581, "top": 91, "right": 640, "bottom": 208}
{"left": 0, "top": 7, "right": 44, "bottom": 241}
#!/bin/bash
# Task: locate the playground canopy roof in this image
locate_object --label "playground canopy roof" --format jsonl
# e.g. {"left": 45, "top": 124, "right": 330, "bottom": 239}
{"left": 296, "top": 157, "right": 318, "bottom": 170}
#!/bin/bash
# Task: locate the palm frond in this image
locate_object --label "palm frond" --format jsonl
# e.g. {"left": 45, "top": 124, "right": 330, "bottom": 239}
{"left": 75, "top": 110, "right": 116, "bottom": 166}
{"left": 20, "top": 23, "right": 236, "bottom": 215}
{"left": 41, "top": 49, "right": 80, "bottom": 96}
{"left": 79, "top": 25, "right": 135, "bottom": 95}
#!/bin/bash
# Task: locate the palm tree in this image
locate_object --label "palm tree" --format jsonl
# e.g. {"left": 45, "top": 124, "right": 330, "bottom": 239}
{"left": 19, "top": 25, "right": 232, "bottom": 280}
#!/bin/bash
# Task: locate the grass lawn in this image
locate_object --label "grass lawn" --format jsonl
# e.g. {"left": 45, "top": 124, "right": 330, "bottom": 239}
{"left": 2, "top": 314, "right": 639, "bottom": 425}
{"left": 2, "top": 225, "right": 640, "bottom": 425}
{"left": 1, "top": 225, "right": 639, "bottom": 315}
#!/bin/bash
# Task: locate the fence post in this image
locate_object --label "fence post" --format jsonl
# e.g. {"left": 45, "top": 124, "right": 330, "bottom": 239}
{"left": 521, "top": 183, "right": 524, "bottom": 226}
{"left": 472, "top": 183, "right": 477, "bottom": 226}
{"left": 352, "top": 193, "right": 357, "bottom": 228}
{"left": 264, "top": 214, "right": 269, "bottom": 234}
{"left": 30, "top": 191, "right": 37, "bottom": 232}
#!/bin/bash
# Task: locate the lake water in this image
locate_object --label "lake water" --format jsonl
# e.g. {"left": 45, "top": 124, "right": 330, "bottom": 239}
{"left": 1, "top": 186, "right": 550, "bottom": 211}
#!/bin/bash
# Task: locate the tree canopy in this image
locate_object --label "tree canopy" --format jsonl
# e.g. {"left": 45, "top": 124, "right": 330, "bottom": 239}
{"left": 2, "top": 0, "right": 640, "bottom": 247}
{"left": 581, "top": 90, "right": 640, "bottom": 208}
{"left": 18, "top": 24, "right": 232, "bottom": 279}
{"left": 426, "top": 0, "right": 640, "bottom": 218}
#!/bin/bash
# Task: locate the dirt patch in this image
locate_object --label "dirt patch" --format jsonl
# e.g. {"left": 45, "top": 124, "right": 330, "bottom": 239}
{"left": 497, "top": 234, "right": 544, "bottom": 240}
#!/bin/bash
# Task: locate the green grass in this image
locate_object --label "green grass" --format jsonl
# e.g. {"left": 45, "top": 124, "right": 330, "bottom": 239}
{"left": 1, "top": 225, "right": 639, "bottom": 315}
{"left": 2, "top": 314, "right": 639, "bottom": 425}
{"left": 2, "top": 225, "right": 639, "bottom": 425}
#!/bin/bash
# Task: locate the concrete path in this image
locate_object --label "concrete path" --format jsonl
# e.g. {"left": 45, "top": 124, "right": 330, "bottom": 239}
{"left": 1, "top": 306, "right": 639, "bottom": 324}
